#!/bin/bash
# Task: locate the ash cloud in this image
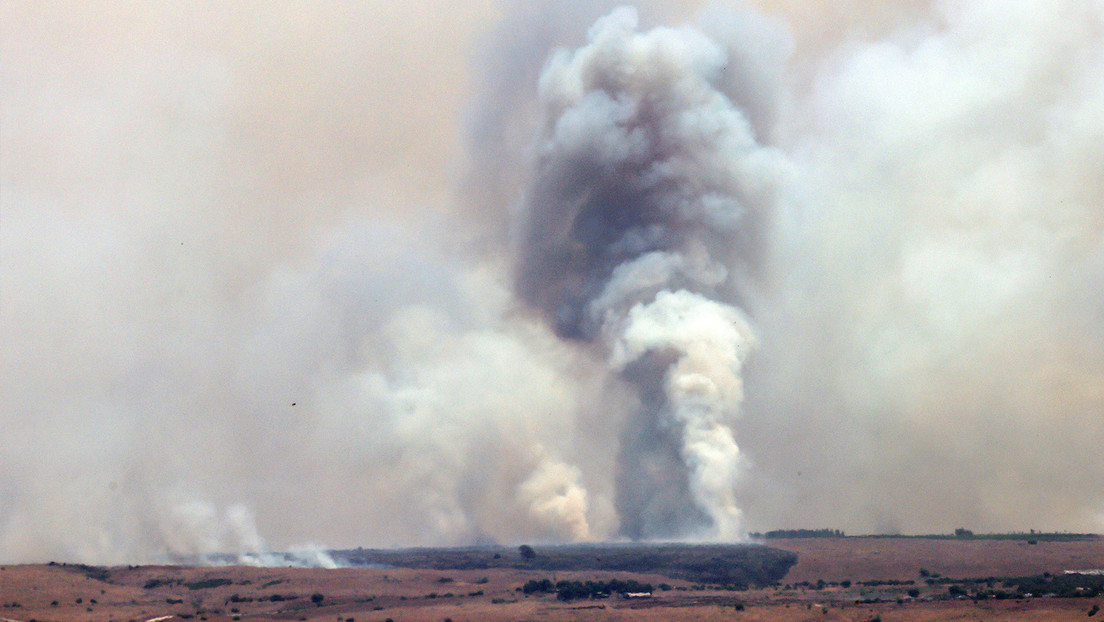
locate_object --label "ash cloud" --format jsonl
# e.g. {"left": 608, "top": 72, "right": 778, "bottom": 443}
{"left": 2, "top": 0, "right": 1103, "bottom": 564}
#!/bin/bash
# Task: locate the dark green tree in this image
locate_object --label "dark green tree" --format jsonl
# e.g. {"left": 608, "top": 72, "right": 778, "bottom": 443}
{"left": 518, "top": 544, "right": 536, "bottom": 561}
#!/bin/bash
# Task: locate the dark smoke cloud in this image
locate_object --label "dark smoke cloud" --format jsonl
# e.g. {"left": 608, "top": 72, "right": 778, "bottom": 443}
{"left": 507, "top": 6, "right": 788, "bottom": 538}
{"left": 2, "top": 0, "right": 1103, "bottom": 563}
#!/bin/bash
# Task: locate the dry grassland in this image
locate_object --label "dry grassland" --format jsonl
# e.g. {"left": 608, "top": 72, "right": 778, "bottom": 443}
{"left": 1, "top": 538, "right": 1101, "bottom": 621}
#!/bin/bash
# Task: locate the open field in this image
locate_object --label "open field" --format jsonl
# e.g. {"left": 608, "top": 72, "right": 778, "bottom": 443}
{"left": 1, "top": 537, "right": 1101, "bottom": 621}
{"left": 773, "top": 536, "right": 1104, "bottom": 582}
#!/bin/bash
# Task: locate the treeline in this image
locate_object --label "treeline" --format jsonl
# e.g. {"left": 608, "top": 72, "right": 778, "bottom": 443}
{"left": 1009, "top": 574, "right": 1104, "bottom": 598}
{"left": 935, "top": 573, "right": 1104, "bottom": 600}
{"left": 752, "top": 529, "right": 845, "bottom": 539}
{"left": 339, "top": 543, "right": 797, "bottom": 586}
{"left": 749, "top": 529, "right": 1099, "bottom": 541}
{"left": 861, "top": 531, "right": 1100, "bottom": 541}
{"left": 943, "top": 530, "right": 1099, "bottom": 542}
{"left": 522, "top": 578, "right": 655, "bottom": 601}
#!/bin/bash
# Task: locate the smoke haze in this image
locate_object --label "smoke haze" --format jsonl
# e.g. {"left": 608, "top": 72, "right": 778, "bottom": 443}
{"left": 2, "top": 0, "right": 1102, "bottom": 563}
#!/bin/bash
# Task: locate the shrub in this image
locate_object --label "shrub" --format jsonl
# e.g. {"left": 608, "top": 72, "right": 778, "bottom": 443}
{"left": 523, "top": 579, "right": 553, "bottom": 595}
{"left": 186, "top": 578, "right": 232, "bottom": 590}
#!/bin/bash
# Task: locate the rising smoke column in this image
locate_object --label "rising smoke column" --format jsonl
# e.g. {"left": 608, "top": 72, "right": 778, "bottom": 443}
{"left": 512, "top": 7, "right": 790, "bottom": 540}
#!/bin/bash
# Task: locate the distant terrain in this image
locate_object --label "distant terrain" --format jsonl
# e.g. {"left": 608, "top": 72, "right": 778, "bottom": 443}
{"left": 755, "top": 528, "right": 1098, "bottom": 542}
{"left": 1, "top": 536, "right": 1101, "bottom": 621}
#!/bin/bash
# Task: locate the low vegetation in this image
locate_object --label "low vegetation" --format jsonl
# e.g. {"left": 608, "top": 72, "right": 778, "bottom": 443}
{"left": 940, "top": 573, "right": 1104, "bottom": 599}
{"left": 337, "top": 542, "right": 797, "bottom": 585}
{"left": 752, "top": 528, "right": 1100, "bottom": 542}
{"left": 49, "top": 562, "right": 113, "bottom": 583}
{"left": 522, "top": 577, "right": 654, "bottom": 601}
{"left": 10, "top": 535, "right": 1100, "bottom": 621}
{"left": 752, "top": 528, "right": 846, "bottom": 538}
{"left": 861, "top": 531, "right": 1100, "bottom": 542}
{"left": 184, "top": 577, "right": 232, "bottom": 590}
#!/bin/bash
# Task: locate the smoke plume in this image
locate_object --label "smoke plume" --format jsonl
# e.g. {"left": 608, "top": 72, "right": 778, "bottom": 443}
{"left": 510, "top": 6, "right": 784, "bottom": 538}
{"left": 2, "top": 0, "right": 1103, "bottom": 564}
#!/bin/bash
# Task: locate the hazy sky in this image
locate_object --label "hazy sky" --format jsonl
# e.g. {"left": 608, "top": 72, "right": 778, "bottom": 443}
{"left": 2, "top": 0, "right": 1102, "bottom": 564}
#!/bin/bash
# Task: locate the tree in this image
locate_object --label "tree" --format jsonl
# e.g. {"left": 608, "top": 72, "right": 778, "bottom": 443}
{"left": 519, "top": 544, "right": 536, "bottom": 561}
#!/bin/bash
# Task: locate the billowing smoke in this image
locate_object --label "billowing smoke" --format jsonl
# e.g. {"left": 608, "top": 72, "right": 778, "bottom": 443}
{"left": 3, "top": 0, "right": 1103, "bottom": 564}
{"left": 510, "top": 6, "right": 784, "bottom": 538}
{"left": 735, "top": 0, "right": 1104, "bottom": 535}
{"left": 159, "top": 499, "right": 339, "bottom": 568}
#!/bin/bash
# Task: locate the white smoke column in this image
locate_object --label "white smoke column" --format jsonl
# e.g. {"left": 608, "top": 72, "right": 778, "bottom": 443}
{"left": 512, "top": 7, "right": 790, "bottom": 539}
{"left": 612, "top": 290, "right": 757, "bottom": 539}
{"left": 518, "top": 453, "right": 592, "bottom": 541}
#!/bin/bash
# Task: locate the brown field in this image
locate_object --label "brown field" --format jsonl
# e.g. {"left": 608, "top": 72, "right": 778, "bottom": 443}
{"left": 774, "top": 537, "right": 1104, "bottom": 582}
{"left": 1, "top": 538, "right": 1102, "bottom": 622}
